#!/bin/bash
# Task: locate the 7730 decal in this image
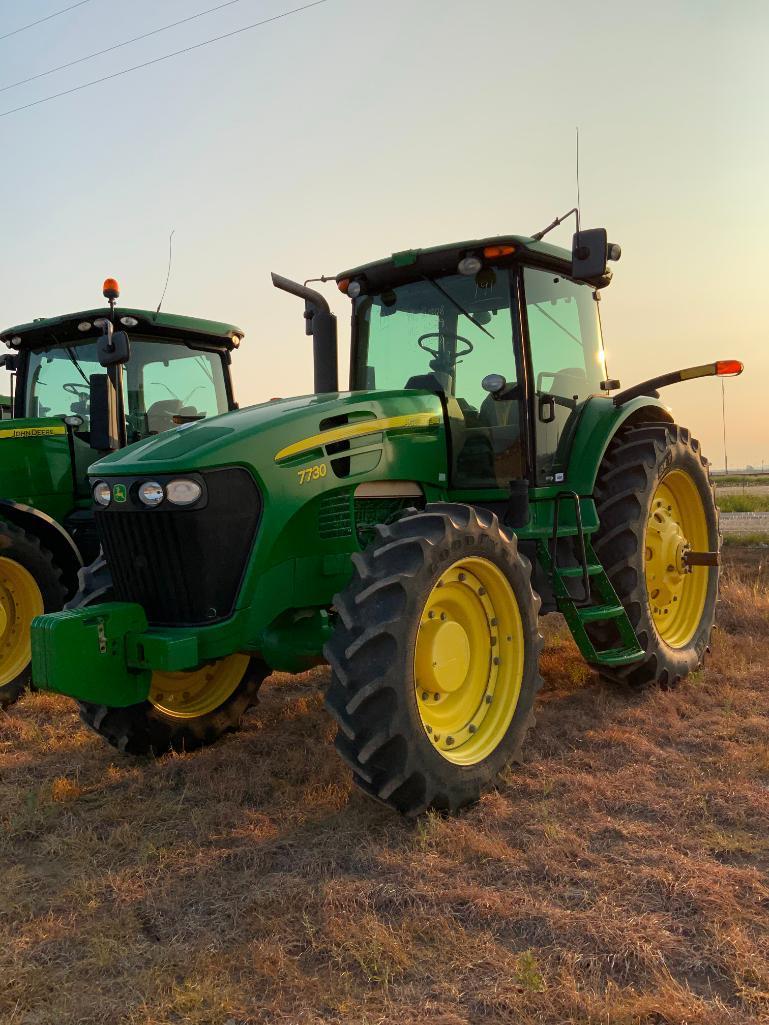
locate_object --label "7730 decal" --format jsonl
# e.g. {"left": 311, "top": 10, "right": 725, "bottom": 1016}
{"left": 297, "top": 463, "right": 327, "bottom": 485}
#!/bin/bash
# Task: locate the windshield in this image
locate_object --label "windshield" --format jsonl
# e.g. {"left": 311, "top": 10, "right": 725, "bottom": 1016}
{"left": 353, "top": 271, "right": 517, "bottom": 411}
{"left": 24, "top": 338, "right": 229, "bottom": 441}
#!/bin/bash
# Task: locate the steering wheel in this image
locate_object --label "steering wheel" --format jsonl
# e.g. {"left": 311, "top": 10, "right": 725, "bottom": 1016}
{"left": 417, "top": 332, "right": 474, "bottom": 360}
{"left": 63, "top": 382, "right": 89, "bottom": 397}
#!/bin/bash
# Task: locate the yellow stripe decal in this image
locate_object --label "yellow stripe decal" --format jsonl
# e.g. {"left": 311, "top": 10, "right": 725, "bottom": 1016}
{"left": 0, "top": 425, "right": 67, "bottom": 440}
{"left": 275, "top": 412, "right": 441, "bottom": 463}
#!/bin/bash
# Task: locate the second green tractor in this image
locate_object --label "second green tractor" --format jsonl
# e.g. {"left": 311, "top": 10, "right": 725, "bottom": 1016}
{"left": 32, "top": 227, "right": 740, "bottom": 815}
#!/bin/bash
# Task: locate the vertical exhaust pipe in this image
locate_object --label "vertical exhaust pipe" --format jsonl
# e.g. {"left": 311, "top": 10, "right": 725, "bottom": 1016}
{"left": 271, "top": 273, "right": 339, "bottom": 394}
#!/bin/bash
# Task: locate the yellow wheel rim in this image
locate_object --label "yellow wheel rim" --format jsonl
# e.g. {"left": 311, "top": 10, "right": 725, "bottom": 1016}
{"left": 645, "top": 469, "right": 710, "bottom": 648}
{"left": 414, "top": 556, "right": 525, "bottom": 766}
{"left": 0, "top": 557, "right": 44, "bottom": 687}
{"left": 149, "top": 654, "right": 250, "bottom": 720}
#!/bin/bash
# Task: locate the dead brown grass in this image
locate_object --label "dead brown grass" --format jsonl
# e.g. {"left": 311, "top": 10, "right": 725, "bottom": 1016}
{"left": 1, "top": 551, "right": 768, "bottom": 1025}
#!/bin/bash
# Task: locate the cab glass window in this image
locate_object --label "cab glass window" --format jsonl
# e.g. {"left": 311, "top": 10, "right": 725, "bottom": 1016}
{"left": 135, "top": 345, "right": 229, "bottom": 435}
{"left": 24, "top": 340, "right": 229, "bottom": 440}
{"left": 354, "top": 271, "right": 523, "bottom": 487}
{"left": 523, "top": 268, "right": 606, "bottom": 483}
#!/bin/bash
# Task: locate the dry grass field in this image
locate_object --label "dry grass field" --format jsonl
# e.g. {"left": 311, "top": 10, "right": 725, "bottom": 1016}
{"left": 2, "top": 550, "right": 768, "bottom": 1025}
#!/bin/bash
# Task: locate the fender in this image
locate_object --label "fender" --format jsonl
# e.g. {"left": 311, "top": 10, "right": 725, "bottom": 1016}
{"left": 0, "top": 500, "right": 83, "bottom": 598}
{"left": 565, "top": 396, "right": 675, "bottom": 495}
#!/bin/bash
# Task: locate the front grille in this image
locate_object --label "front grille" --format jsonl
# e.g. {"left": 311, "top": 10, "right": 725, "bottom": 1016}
{"left": 96, "top": 467, "right": 260, "bottom": 626}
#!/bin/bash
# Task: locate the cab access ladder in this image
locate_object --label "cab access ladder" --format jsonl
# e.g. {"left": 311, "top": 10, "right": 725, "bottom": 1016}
{"left": 536, "top": 492, "right": 644, "bottom": 668}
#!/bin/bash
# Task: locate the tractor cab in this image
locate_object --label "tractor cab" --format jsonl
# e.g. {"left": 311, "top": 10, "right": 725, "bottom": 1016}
{"left": 337, "top": 234, "right": 615, "bottom": 489}
{"left": 1, "top": 282, "right": 242, "bottom": 512}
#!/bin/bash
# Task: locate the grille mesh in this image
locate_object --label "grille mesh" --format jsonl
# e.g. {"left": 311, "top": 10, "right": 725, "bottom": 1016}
{"left": 97, "top": 468, "right": 260, "bottom": 626}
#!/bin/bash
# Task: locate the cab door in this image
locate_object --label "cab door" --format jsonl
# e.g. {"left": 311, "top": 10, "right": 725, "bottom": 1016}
{"left": 447, "top": 268, "right": 528, "bottom": 489}
{"left": 522, "top": 266, "right": 607, "bottom": 485}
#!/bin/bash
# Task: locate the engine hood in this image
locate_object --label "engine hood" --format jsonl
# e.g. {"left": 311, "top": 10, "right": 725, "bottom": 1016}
{"left": 88, "top": 390, "right": 446, "bottom": 482}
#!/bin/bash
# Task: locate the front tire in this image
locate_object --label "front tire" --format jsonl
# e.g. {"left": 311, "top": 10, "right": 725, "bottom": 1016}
{"left": 72, "top": 554, "right": 267, "bottom": 754}
{"left": 590, "top": 423, "right": 719, "bottom": 689}
{"left": 79, "top": 656, "right": 268, "bottom": 755}
{"left": 0, "top": 522, "right": 66, "bottom": 708}
{"left": 325, "top": 503, "right": 543, "bottom": 817}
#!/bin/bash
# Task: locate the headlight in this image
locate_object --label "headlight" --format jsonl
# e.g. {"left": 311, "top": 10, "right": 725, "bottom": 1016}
{"left": 138, "top": 481, "right": 165, "bottom": 507}
{"left": 166, "top": 479, "right": 202, "bottom": 506}
{"left": 93, "top": 481, "right": 112, "bottom": 507}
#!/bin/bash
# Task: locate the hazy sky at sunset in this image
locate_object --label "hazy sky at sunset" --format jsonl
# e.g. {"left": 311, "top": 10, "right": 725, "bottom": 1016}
{"left": 0, "top": 0, "right": 766, "bottom": 467}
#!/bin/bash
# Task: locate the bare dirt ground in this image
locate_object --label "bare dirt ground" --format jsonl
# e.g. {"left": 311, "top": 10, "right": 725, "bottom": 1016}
{"left": 1, "top": 553, "right": 768, "bottom": 1025}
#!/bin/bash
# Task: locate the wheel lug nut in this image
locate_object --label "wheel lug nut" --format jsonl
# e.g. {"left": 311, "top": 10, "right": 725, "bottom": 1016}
{"left": 485, "top": 695, "right": 493, "bottom": 704}
{"left": 478, "top": 586, "right": 486, "bottom": 595}
{"left": 440, "top": 612, "right": 447, "bottom": 621}
{"left": 458, "top": 573, "right": 466, "bottom": 581}
{"left": 422, "top": 691, "right": 429, "bottom": 701}
{"left": 446, "top": 736, "right": 455, "bottom": 745}
{"left": 425, "top": 725, "right": 432, "bottom": 734}
{"left": 428, "top": 611, "right": 435, "bottom": 619}
{"left": 490, "top": 618, "right": 497, "bottom": 627}
{"left": 433, "top": 693, "right": 440, "bottom": 701}
{"left": 468, "top": 724, "right": 477, "bottom": 734}
{"left": 493, "top": 656, "right": 500, "bottom": 666}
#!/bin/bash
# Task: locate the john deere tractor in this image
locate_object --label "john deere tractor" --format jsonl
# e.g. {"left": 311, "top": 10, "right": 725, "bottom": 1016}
{"left": 31, "top": 227, "right": 741, "bottom": 815}
{"left": 0, "top": 280, "right": 243, "bottom": 706}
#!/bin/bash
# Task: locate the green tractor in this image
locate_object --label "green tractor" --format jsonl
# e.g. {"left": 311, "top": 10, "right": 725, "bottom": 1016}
{"left": 31, "top": 228, "right": 741, "bottom": 815}
{"left": 0, "top": 279, "right": 243, "bottom": 707}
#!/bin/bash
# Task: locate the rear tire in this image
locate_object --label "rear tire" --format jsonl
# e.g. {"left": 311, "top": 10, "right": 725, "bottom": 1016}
{"left": 589, "top": 423, "right": 719, "bottom": 689}
{"left": 325, "top": 503, "right": 543, "bottom": 817}
{"left": 0, "top": 522, "right": 66, "bottom": 708}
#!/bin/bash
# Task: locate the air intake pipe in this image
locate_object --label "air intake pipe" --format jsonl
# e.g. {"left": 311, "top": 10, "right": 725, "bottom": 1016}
{"left": 271, "top": 273, "right": 339, "bottom": 395}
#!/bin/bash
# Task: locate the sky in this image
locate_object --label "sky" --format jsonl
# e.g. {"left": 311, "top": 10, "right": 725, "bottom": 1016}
{"left": 0, "top": 0, "right": 766, "bottom": 469}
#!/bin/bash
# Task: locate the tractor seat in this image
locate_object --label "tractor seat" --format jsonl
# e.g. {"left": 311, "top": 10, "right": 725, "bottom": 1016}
{"left": 146, "top": 399, "right": 183, "bottom": 435}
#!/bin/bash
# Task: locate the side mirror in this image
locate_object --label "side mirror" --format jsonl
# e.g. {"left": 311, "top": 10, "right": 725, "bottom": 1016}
{"left": 0, "top": 353, "right": 18, "bottom": 372}
{"left": 89, "top": 373, "right": 120, "bottom": 450}
{"left": 96, "top": 320, "right": 130, "bottom": 367}
{"left": 571, "top": 228, "right": 609, "bottom": 281}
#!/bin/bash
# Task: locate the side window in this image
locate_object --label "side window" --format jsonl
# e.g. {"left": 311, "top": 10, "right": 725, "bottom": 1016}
{"left": 25, "top": 344, "right": 112, "bottom": 426}
{"left": 524, "top": 267, "right": 606, "bottom": 483}
{"left": 140, "top": 352, "right": 226, "bottom": 434}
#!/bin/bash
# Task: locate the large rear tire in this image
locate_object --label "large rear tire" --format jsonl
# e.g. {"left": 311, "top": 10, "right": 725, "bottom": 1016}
{"left": 589, "top": 423, "right": 719, "bottom": 689}
{"left": 325, "top": 503, "right": 543, "bottom": 817}
{"left": 0, "top": 522, "right": 66, "bottom": 708}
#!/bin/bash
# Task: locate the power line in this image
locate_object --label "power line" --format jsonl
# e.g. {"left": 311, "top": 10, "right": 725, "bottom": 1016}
{"left": 0, "top": 0, "right": 250, "bottom": 96}
{"left": 0, "top": 0, "right": 330, "bottom": 120}
{"left": 0, "top": 1, "right": 92, "bottom": 43}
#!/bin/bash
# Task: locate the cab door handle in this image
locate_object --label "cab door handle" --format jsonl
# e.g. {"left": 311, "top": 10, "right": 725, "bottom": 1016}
{"left": 538, "top": 394, "right": 556, "bottom": 424}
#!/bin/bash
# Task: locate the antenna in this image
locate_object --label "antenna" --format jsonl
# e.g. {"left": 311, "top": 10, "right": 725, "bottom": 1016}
{"left": 155, "top": 229, "right": 175, "bottom": 318}
{"left": 531, "top": 127, "right": 584, "bottom": 241}
{"left": 575, "top": 126, "right": 581, "bottom": 233}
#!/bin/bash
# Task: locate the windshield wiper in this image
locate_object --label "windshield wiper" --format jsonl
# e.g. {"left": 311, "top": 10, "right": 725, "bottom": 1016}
{"left": 531, "top": 303, "right": 582, "bottom": 346}
{"left": 422, "top": 276, "right": 494, "bottom": 340}
{"left": 64, "top": 346, "right": 90, "bottom": 387}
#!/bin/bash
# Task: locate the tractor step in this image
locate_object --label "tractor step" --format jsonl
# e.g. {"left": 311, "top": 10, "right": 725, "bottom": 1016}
{"left": 576, "top": 603, "right": 625, "bottom": 624}
{"left": 558, "top": 563, "right": 603, "bottom": 578}
{"left": 536, "top": 497, "right": 644, "bottom": 668}
{"left": 594, "top": 645, "right": 648, "bottom": 667}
